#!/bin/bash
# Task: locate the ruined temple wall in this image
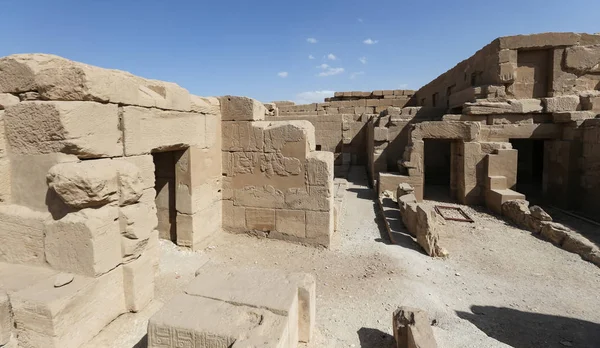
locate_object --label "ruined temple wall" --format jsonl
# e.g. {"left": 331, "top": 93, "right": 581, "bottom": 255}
{"left": 580, "top": 119, "right": 600, "bottom": 219}
{"left": 0, "top": 54, "right": 223, "bottom": 347}
{"left": 221, "top": 97, "right": 335, "bottom": 247}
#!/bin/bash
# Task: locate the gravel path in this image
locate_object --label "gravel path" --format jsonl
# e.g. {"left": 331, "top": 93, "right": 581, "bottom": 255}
{"left": 86, "top": 166, "right": 600, "bottom": 348}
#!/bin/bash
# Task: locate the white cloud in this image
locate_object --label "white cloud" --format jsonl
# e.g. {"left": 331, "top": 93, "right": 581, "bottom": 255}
{"left": 350, "top": 71, "right": 365, "bottom": 79}
{"left": 308, "top": 54, "right": 315, "bottom": 60}
{"left": 277, "top": 71, "right": 288, "bottom": 78}
{"left": 363, "top": 38, "right": 378, "bottom": 45}
{"left": 358, "top": 18, "right": 363, "bottom": 23}
{"left": 296, "top": 90, "right": 335, "bottom": 104}
{"left": 359, "top": 57, "right": 367, "bottom": 64}
{"left": 327, "top": 53, "right": 337, "bottom": 61}
{"left": 318, "top": 67, "right": 344, "bottom": 77}
{"left": 317, "top": 63, "right": 330, "bottom": 69}
{"left": 306, "top": 38, "right": 317, "bottom": 43}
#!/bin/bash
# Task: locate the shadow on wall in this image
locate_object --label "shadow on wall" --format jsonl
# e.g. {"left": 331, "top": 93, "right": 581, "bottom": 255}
{"left": 357, "top": 327, "right": 395, "bottom": 348}
{"left": 457, "top": 306, "right": 600, "bottom": 348}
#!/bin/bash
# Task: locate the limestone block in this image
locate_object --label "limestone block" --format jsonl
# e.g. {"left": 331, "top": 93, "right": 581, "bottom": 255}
{"left": 259, "top": 153, "right": 303, "bottom": 178}
{"left": 10, "top": 153, "right": 79, "bottom": 212}
{"left": 552, "top": 111, "right": 597, "bottom": 123}
{"left": 187, "top": 267, "right": 316, "bottom": 343}
{"left": 148, "top": 294, "right": 288, "bottom": 348}
{"left": 123, "top": 251, "right": 154, "bottom": 312}
{"left": 190, "top": 95, "right": 220, "bottom": 115}
{"left": 393, "top": 307, "right": 438, "bottom": 348}
{"left": 47, "top": 159, "right": 118, "bottom": 209}
{"left": 222, "top": 200, "right": 246, "bottom": 232}
{"left": 45, "top": 206, "right": 122, "bottom": 276}
{"left": 219, "top": 96, "right": 266, "bottom": 121}
{"left": 305, "top": 210, "right": 333, "bottom": 247}
{"left": 234, "top": 185, "right": 285, "bottom": 209}
{"left": 119, "top": 201, "right": 158, "bottom": 240}
{"left": 113, "top": 155, "right": 154, "bottom": 190}
{"left": 145, "top": 229, "right": 160, "bottom": 275}
{"left": 222, "top": 121, "right": 264, "bottom": 152}
{"left": 276, "top": 209, "right": 306, "bottom": 238}
{"left": 498, "top": 33, "right": 581, "bottom": 50}
{"left": 10, "top": 267, "right": 126, "bottom": 348}
{"left": 412, "top": 121, "right": 480, "bottom": 141}
{"left": 255, "top": 120, "right": 316, "bottom": 156}
{"left": 416, "top": 205, "right": 447, "bottom": 257}
{"left": 122, "top": 106, "right": 207, "bottom": 156}
{"left": 544, "top": 95, "right": 581, "bottom": 113}
{"left": 285, "top": 186, "right": 332, "bottom": 212}
{"left": 564, "top": 45, "right": 600, "bottom": 75}
{"left": 246, "top": 208, "right": 275, "bottom": 232}
{"left": 0, "top": 205, "right": 49, "bottom": 265}
{"left": 0, "top": 290, "right": 10, "bottom": 345}
{"left": 498, "top": 49, "right": 518, "bottom": 63}
{"left": 0, "top": 54, "right": 191, "bottom": 111}
{"left": 4, "top": 101, "right": 121, "bottom": 157}
{"left": 0, "top": 158, "right": 9, "bottom": 203}
{"left": 530, "top": 205, "right": 552, "bottom": 221}
{"left": 510, "top": 99, "right": 543, "bottom": 113}
{"left": 580, "top": 93, "right": 600, "bottom": 111}
{"left": 112, "top": 161, "right": 145, "bottom": 206}
{"left": 0, "top": 93, "right": 18, "bottom": 109}
{"left": 306, "top": 151, "right": 334, "bottom": 187}
{"left": 176, "top": 203, "right": 221, "bottom": 250}
{"left": 121, "top": 235, "right": 149, "bottom": 263}
{"left": 373, "top": 127, "right": 389, "bottom": 142}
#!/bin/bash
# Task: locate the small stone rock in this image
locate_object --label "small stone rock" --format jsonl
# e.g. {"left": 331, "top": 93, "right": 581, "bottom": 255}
{"left": 54, "top": 273, "right": 74, "bottom": 288}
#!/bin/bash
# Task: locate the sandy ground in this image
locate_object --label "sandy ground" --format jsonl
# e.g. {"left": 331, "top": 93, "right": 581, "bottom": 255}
{"left": 86, "top": 167, "right": 600, "bottom": 348}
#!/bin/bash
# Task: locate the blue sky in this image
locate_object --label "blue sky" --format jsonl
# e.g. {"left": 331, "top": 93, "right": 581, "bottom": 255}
{"left": 1, "top": 1, "right": 599, "bottom": 104}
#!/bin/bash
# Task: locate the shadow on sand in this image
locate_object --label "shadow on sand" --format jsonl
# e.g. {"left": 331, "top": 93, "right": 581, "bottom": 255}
{"left": 457, "top": 305, "right": 600, "bottom": 348}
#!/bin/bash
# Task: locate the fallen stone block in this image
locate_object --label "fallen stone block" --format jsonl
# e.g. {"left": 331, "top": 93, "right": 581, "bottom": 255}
{"left": 185, "top": 267, "right": 316, "bottom": 343}
{"left": 47, "top": 159, "right": 118, "bottom": 209}
{"left": 415, "top": 205, "right": 447, "bottom": 258}
{"left": 10, "top": 267, "right": 126, "bottom": 348}
{"left": 393, "top": 306, "right": 437, "bottom": 348}
{"left": 4, "top": 101, "right": 122, "bottom": 158}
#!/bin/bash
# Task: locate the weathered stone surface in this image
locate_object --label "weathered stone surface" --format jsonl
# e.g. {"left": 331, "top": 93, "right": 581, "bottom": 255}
{"left": 220, "top": 95, "right": 266, "bottom": 121}
{"left": 464, "top": 99, "right": 542, "bottom": 115}
{"left": 0, "top": 205, "right": 48, "bottom": 265}
{"left": 45, "top": 206, "right": 122, "bottom": 276}
{"left": 234, "top": 185, "right": 285, "bottom": 209}
{"left": 10, "top": 267, "right": 126, "bottom": 348}
{"left": 306, "top": 151, "right": 334, "bottom": 186}
{"left": 4, "top": 101, "right": 121, "bottom": 157}
{"left": 393, "top": 306, "right": 438, "bottom": 348}
{"left": 121, "top": 235, "right": 150, "bottom": 263}
{"left": 148, "top": 294, "right": 288, "bottom": 348}
{"left": 415, "top": 205, "right": 447, "bottom": 258}
{"left": 113, "top": 155, "right": 155, "bottom": 190}
{"left": 47, "top": 159, "right": 118, "bottom": 209}
{"left": 114, "top": 161, "right": 145, "bottom": 206}
{"left": 564, "top": 45, "right": 600, "bottom": 74}
{"left": 413, "top": 121, "right": 480, "bottom": 141}
{"left": 122, "top": 106, "right": 207, "bottom": 156}
{"left": 285, "top": 186, "right": 332, "bottom": 212}
{"left": 176, "top": 203, "right": 222, "bottom": 250}
{"left": 305, "top": 210, "right": 333, "bottom": 247}
{"left": 529, "top": 205, "right": 552, "bottom": 221}
{"left": 0, "top": 93, "right": 18, "bottom": 109}
{"left": 0, "top": 289, "right": 11, "bottom": 345}
{"left": 190, "top": 95, "right": 220, "bottom": 115}
{"left": 119, "top": 202, "right": 158, "bottom": 240}
{"left": 544, "top": 95, "right": 581, "bottom": 112}
{"left": 540, "top": 222, "right": 571, "bottom": 245}
{"left": 256, "top": 120, "right": 316, "bottom": 155}
{"left": 0, "top": 54, "right": 191, "bottom": 111}
{"left": 222, "top": 121, "right": 264, "bottom": 152}
{"left": 123, "top": 251, "right": 154, "bottom": 312}
{"left": 275, "top": 209, "right": 306, "bottom": 239}
{"left": 501, "top": 199, "right": 531, "bottom": 226}
{"left": 552, "top": 111, "right": 597, "bottom": 123}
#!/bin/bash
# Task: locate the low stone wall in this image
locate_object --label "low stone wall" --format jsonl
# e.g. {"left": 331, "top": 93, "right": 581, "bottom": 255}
{"left": 502, "top": 200, "right": 600, "bottom": 267}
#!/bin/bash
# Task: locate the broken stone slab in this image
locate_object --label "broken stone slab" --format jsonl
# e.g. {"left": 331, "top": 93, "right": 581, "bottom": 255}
{"left": 4, "top": 101, "right": 122, "bottom": 158}
{"left": 393, "top": 306, "right": 438, "bottom": 348}
{"left": 10, "top": 267, "right": 126, "bottom": 348}
{"left": 187, "top": 267, "right": 316, "bottom": 343}
{"left": 148, "top": 294, "right": 289, "bottom": 348}
{"left": 47, "top": 159, "right": 119, "bottom": 209}
{"left": 0, "top": 54, "right": 191, "bottom": 111}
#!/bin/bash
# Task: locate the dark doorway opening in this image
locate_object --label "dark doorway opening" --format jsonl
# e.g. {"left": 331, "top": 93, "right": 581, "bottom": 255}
{"left": 510, "top": 139, "right": 544, "bottom": 201}
{"left": 424, "top": 139, "right": 452, "bottom": 200}
{"left": 152, "top": 150, "right": 185, "bottom": 242}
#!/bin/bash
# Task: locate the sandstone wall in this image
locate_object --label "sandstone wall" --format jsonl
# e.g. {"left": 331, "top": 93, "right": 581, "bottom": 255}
{"left": 221, "top": 97, "right": 335, "bottom": 247}
{"left": 0, "top": 54, "right": 222, "bottom": 347}
{"left": 580, "top": 119, "right": 600, "bottom": 218}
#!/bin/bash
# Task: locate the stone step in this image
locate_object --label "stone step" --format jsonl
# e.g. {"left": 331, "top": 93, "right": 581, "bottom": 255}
{"left": 487, "top": 175, "right": 508, "bottom": 190}
{"left": 486, "top": 189, "right": 526, "bottom": 214}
